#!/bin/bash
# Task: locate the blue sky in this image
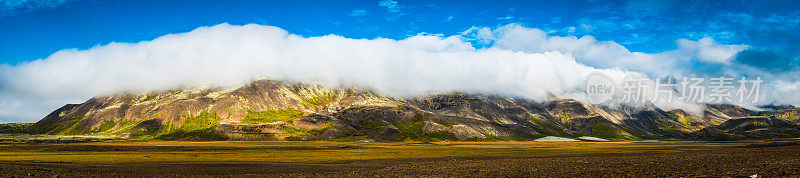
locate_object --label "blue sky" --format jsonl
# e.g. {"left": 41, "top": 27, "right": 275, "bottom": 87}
{"left": 2, "top": 0, "right": 797, "bottom": 65}
{"left": 1, "top": 0, "right": 800, "bottom": 123}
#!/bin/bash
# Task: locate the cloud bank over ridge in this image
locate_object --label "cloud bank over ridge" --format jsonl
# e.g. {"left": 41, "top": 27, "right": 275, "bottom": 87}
{"left": 1, "top": 23, "right": 797, "bottom": 122}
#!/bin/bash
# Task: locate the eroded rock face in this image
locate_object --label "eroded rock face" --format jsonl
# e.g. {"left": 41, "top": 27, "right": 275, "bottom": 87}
{"left": 29, "top": 79, "right": 800, "bottom": 141}
{"left": 422, "top": 121, "right": 447, "bottom": 133}
{"left": 451, "top": 125, "right": 485, "bottom": 140}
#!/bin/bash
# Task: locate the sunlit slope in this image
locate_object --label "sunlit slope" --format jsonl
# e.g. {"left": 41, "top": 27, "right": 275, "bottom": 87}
{"left": 28, "top": 79, "right": 800, "bottom": 141}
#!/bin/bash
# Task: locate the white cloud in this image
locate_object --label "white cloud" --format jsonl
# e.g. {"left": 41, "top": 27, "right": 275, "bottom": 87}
{"left": 496, "top": 16, "right": 513, "bottom": 20}
{"left": 1, "top": 0, "right": 71, "bottom": 15}
{"left": 350, "top": 9, "right": 367, "bottom": 17}
{"left": 477, "top": 24, "right": 665, "bottom": 74}
{"left": 460, "top": 24, "right": 799, "bottom": 111}
{"left": 467, "top": 24, "right": 754, "bottom": 77}
{"left": 377, "top": 0, "right": 402, "bottom": 20}
{"left": 444, "top": 15, "right": 453, "bottom": 22}
{"left": 460, "top": 26, "right": 495, "bottom": 45}
{"left": 0, "top": 23, "right": 644, "bottom": 122}
{"left": 0, "top": 23, "right": 794, "bottom": 123}
{"left": 378, "top": 0, "right": 399, "bottom": 13}
{"left": 676, "top": 37, "right": 749, "bottom": 64}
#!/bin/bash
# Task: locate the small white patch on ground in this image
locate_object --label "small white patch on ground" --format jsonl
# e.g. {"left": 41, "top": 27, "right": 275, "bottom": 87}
{"left": 533, "top": 136, "right": 579, "bottom": 142}
{"left": 576, "top": 136, "right": 609, "bottom": 142}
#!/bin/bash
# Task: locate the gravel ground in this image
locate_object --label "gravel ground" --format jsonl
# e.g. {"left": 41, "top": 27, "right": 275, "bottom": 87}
{"left": 1, "top": 143, "right": 798, "bottom": 177}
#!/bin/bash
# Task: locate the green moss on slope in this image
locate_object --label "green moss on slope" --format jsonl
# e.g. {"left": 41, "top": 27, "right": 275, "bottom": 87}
{"left": 529, "top": 118, "right": 564, "bottom": 133}
{"left": 289, "top": 87, "right": 344, "bottom": 112}
{"left": 648, "top": 120, "right": 688, "bottom": 138}
{"left": 386, "top": 114, "right": 458, "bottom": 142}
{"left": 57, "top": 116, "right": 88, "bottom": 135}
{"left": 590, "top": 121, "right": 639, "bottom": 140}
{"left": 109, "top": 119, "right": 144, "bottom": 135}
{"left": 284, "top": 124, "right": 330, "bottom": 136}
{"left": 239, "top": 109, "right": 302, "bottom": 124}
{"left": 136, "top": 90, "right": 183, "bottom": 103}
{"left": 360, "top": 120, "right": 386, "bottom": 131}
{"left": 92, "top": 119, "right": 118, "bottom": 133}
{"left": 129, "top": 111, "right": 228, "bottom": 140}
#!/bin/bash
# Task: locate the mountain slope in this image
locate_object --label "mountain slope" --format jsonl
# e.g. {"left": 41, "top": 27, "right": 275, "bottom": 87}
{"left": 28, "top": 79, "right": 800, "bottom": 141}
{"left": 691, "top": 116, "right": 800, "bottom": 140}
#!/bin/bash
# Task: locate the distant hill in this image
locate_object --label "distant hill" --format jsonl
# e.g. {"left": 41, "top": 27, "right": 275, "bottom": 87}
{"left": 0, "top": 123, "right": 32, "bottom": 134}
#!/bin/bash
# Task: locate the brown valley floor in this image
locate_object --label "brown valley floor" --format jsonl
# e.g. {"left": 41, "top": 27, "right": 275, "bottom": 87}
{"left": 1, "top": 140, "right": 799, "bottom": 177}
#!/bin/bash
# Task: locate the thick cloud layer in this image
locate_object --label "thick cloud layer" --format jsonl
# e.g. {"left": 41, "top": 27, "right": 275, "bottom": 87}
{"left": 0, "top": 23, "right": 797, "bottom": 122}
{"left": 478, "top": 25, "right": 800, "bottom": 107}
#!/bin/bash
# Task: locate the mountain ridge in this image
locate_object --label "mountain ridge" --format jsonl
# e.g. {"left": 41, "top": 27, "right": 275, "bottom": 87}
{"left": 25, "top": 79, "right": 800, "bottom": 141}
